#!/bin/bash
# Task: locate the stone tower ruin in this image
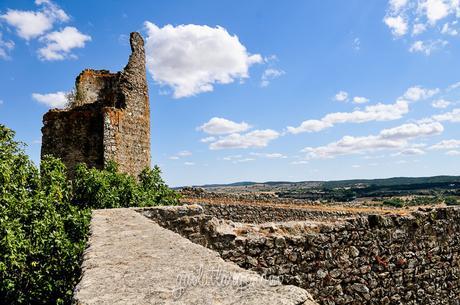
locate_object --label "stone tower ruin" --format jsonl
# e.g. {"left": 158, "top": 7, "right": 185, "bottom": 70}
{"left": 41, "top": 32, "right": 151, "bottom": 177}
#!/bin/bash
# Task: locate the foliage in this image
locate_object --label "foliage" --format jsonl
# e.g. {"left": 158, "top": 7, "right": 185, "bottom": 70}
{"left": 382, "top": 198, "right": 405, "bottom": 208}
{"left": 445, "top": 196, "right": 459, "bottom": 206}
{"left": 0, "top": 125, "right": 91, "bottom": 304}
{"left": 0, "top": 124, "right": 180, "bottom": 304}
{"left": 72, "top": 162, "right": 180, "bottom": 209}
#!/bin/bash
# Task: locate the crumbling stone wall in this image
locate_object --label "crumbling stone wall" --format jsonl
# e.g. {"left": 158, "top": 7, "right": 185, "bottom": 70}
{"left": 139, "top": 205, "right": 460, "bottom": 305}
{"left": 41, "top": 32, "right": 150, "bottom": 177}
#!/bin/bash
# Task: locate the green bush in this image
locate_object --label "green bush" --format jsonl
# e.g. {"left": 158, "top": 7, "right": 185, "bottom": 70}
{"left": 0, "top": 124, "right": 180, "bottom": 304}
{"left": 382, "top": 198, "right": 405, "bottom": 208}
{"left": 72, "top": 162, "right": 180, "bottom": 209}
{"left": 0, "top": 125, "right": 91, "bottom": 304}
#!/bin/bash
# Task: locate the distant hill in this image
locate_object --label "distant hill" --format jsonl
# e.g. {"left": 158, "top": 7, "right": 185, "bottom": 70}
{"left": 187, "top": 175, "right": 460, "bottom": 192}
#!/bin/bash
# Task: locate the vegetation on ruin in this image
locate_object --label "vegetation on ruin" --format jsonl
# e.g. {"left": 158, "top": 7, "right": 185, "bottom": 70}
{"left": 0, "top": 124, "right": 179, "bottom": 304}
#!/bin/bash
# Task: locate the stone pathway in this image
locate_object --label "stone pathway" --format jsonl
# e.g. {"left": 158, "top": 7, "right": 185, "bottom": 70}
{"left": 73, "top": 208, "right": 317, "bottom": 305}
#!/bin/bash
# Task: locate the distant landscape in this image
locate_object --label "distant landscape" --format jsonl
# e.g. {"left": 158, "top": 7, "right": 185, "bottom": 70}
{"left": 188, "top": 175, "right": 460, "bottom": 207}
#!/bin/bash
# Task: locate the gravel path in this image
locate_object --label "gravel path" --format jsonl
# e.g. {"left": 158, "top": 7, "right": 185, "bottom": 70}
{"left": 73, "top": 208, "right": 317, "bottom": 305}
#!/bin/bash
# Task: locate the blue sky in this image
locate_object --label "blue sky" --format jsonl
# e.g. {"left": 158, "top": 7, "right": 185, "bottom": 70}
{"left": 1, "top": 0, "right": 460, "bottom": 186}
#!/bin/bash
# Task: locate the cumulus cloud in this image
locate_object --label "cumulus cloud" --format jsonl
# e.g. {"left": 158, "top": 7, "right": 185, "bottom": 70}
{"left": 379, "top": 122, "right": 444, "bottom": 139}
{"left": 432, "top": 99, "right": 451, "bottom": 108}
{"left": 334, "top": 91, "right": 348, "bottom": 102}
{"left": 0, "top": 33, "right": 14, "bottom": 59}
{"left": 384, "top": 15, "right": 408, "bottom": 36}
{"left": 392, "top": 147, "right": 426, "bottom": 156}
{"left": 430, "top": 139, "right": 460, "bottom": 149}
{"left": 287, "top": 100, "right": 409, "bottom": 134}
{"left": 432, "top": 108, "right": 460, "bottom": 122}
{"left": 446, "top": 150, "right": 460, "bottom": 156}
{"left": 32, "top": 91, "right": 67, "bottom": 108}
{"left": 260, "top": 68, "right": 285, "bottom": 87}
{"left": 384, "top": 0, "right": 460, "bottom": 53}
{"left": 1, "top": 0, "right": 69, "bottom": 40}
{"left": 0, "top": 1, "right": 90, "bottom": 60}
{"left": 37, "top": 26, "right": 91, "bottom": 61}
{"left": 409, "top": 39, "right": 448, "bottom": 55}
{"left": 209, "top": 129, "right": 279, "bottom": 150}
{"left": 353, "top": 96, "right": 369, "bottom": 104}
{"left": 198, "top": 117, "right": 251, "bottom": 135}
{"left": 401, "top": 85, "right": 439, "bottom": 101}
{"left": 144, "top": 22, "right": 262, "bottom": 98}
{"left": 301, "top": 122, "right": 443, "bottom": 159}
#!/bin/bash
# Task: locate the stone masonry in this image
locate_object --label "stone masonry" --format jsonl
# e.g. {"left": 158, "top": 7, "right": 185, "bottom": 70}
{"left": 41, "top": 32, "right": 150, "bottom": 177}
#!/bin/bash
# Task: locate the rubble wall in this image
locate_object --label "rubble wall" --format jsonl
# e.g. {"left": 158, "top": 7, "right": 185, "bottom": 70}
{"left": 140, "top": 205, "right": 460, "bottom": 305}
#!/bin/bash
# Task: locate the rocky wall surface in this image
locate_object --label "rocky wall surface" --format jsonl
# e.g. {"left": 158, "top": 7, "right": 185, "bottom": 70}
{"left": 139, "top": 205, "right": 460, "bottom": 305}
{"left": 188, "top": 202, "right": 363, "bottom": 223}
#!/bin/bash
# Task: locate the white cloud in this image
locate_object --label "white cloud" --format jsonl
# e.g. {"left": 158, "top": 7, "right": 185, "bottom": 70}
{"left": 409, "top": 39, "right": 448, "bottom": 55}
{"left": 200, "top": 136, "right": 216, "bottom": 143}
{"left": 250, "top": 152, "right": 287, "bottom": 159}
{"left": 144, "top": 22, "right": 262, "bottom": 98}
{"left": 402, "top": 86, "right": 439, "bottom": 101}
{"left": 432, "top": 108, "right": 460, "bottom": 122}
{"left": 441, "top": 22, "right": 459, "bottom": 35}
{"left": 1, "top": 0, "right": 69, "bottom": 40}
{"left": 184, "top": 162, "right": 195, "bottom": 166}
{"left": 352, "top": 96, "right": 369, "bottom": 104}
{"left": 390, "top": 0, "right": 409, "bottom": 12}
{"left": 334, "top": 91, "right": 348, "bottom": 102}
{"left": 169, "top": 150, "right": 192, "bottom": 160}
{"left": 32, "top": 91, "right": 67, "bottom": 108}
{"left": 384, "top": 16, "right": 408, "bottom": 37}
{"left": 392, "top": 148, "right": 426, "bottom": 156}
{"left": 37, "top": 26, "right": 91, "bottom": 61}
{"left": 384, "top": 0, "right": 460, "bottom": 52}
{"left": 198, "top": 117, "right": 251, "bottom": 135}
{"left": 209, "top": 129, "right": 279, "bottom": 150}
{"left": 287, "top": 100, "right": 409, "bottom": 134}
{"left": 301, "top": 122, "right": 443, "bottom": 159}
{"left": 0, "top": 33, "right": 14, "bottom": 59}
{"left": 432, "top": 99, "right": 451, "bottom": 108}
{"left": 260, "top": 68, "right": 285, "bottom": 87}
{"left": 446, "top": 150, "right": 460, "bottom": 156}
{"left": 379, "top": 122, "right": 444, "bottom": 139}
{"left": 430, "top": 139, "right": 460, "bottom": 149}
{"left": 419, "top": 0, "right": 450, "bottom": 25}
{"left": 412, "top": 23, "right": 427, "bottom": 35}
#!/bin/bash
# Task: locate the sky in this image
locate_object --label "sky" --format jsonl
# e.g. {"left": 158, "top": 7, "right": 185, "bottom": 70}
{"left": 1, "top": 0, "right": 460, "bottom": 187}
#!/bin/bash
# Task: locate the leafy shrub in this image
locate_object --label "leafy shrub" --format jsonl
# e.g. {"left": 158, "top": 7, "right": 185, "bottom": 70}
{"left": 72, "top": 162, "right": 180, "bottom": 209}
{"left": 383, "top": 198, "right": 405, "bottom": 208}
{"left": 0, "top": 125, "right": 91, "bottom": 305}
{"left": 0, "top": 124, "right": 180, "bottom": 304}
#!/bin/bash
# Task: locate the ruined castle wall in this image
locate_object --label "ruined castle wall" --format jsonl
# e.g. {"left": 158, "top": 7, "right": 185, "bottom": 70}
{"left": 41, "top": 32, "right": 150, "bottom": 178}
{"left": 106, "top": 32, "right": 151, "bottom": 177}
{"left": 140, "top": 205, "right": 460, "bottom": 305}
{"left": 41, "top": 105, "right": 104, "bottom": 171}
{"left": 74, "top": 70, "right": 119, "bottom": 108}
